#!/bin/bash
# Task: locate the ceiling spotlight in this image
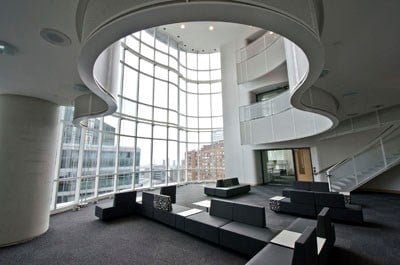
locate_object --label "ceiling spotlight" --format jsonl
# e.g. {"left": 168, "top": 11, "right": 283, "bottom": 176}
{"left": 40, "top": 28, "right": 71, "bottom": 46}
{"left": 319, "top": 69, "right": 330, "bottom": 78}
{"left": 0, "top": 41, "right": 17, "bottom": 55}
{"left": 209, "top": 25, "right": 214, "bottom": 31}
{"left": 180, "top": 24, "right": 185, "bottom": 29}
{"left": 268, "top": 31, "right": 274, "bottom": 35}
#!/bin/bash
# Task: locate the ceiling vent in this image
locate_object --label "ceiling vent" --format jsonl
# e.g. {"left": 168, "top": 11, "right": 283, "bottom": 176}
{"left": 40, "top": 28, "right": 71, "bottom": 46}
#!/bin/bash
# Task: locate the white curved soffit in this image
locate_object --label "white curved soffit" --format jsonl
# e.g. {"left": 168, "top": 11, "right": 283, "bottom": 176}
{"left": 76, "top": 0, "right": 333, "bottom": 129}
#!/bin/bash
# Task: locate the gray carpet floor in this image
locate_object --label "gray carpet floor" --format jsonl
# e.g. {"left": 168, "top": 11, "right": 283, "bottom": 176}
{"left": 0, "top": 184, "right": 399, "bottom": 265}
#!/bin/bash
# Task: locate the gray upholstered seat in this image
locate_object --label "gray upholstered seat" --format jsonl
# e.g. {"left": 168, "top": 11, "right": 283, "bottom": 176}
{"left": 219, "top": 222, "right": 278, "bottom": 256}
{"left": 246, "top": 227, "right": 318, "bottom": 265}
{"left": 185, "top": 211, "right": 230, "bottom": 243}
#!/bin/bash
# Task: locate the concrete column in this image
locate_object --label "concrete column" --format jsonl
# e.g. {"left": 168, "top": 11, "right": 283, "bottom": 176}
{"left": 0, "top": 95, "right": 59, "bottom": 247}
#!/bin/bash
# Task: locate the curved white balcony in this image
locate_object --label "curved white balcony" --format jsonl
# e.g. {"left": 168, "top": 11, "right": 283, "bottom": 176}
{"left": 238, "top": 35, "right": 338, "bottom": 144}
{"left": 75, "top": 0, "right": 328, "bottom": 131}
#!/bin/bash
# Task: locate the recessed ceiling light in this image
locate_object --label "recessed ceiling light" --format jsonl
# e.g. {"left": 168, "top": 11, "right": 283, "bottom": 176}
{"left": 268, "top": 31, "right": 274, "bottom": 35}
{"left": 209, "top": 25, "right": 214, "bottom": 31}
{"left": 40, "top": 28, "right": 71, "bottom": 46}
{"left": 0, "top": 41, "right": 17, "bottom": 55}
{"left": 319, "top": 69, "right": 330, "bottom": 78}
{"left": 180, "top": 24, "right": 185, "bottom": 29}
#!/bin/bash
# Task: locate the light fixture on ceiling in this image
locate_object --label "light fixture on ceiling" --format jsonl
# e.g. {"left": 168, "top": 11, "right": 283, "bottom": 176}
{"left": 319, "top": 69, "right": 330, "bottom": 78}
{"left": 268, "top": 31, "right": 274, "bottom": 35}
{"left": 0, "top": 40, "right": 17, "bottom": 55}
{"left": 180, "top": 24, "right": 185, "bottom": 29}
{"left": 40, "top": 28, "right": 71, "bottom": 46}
{"left": 209, "top": 25, "right": 214, "bottom": 31}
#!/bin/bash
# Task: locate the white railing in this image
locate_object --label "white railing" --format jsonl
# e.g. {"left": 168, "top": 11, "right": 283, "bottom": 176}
{"left": 327, "top": 125, "right": 400, "bottom": 192}
{"left": 239, "top": 91, "right": 290, "bottom": 122}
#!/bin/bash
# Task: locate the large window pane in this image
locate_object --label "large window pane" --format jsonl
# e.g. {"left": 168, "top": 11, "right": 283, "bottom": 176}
{"left": 122, "top": 67, "right": 138, "bottom": 100}
{"left": 138, "top": 74, "right": 153, "bottom": 105}
{"left": 198, "top": 53, "right": 210, "bottom": 70}
{"left": 154, "top": 79, "right": 168, "bottom": 108}
{"left": 199, "top": 94, "right": 211, "bottom": 117}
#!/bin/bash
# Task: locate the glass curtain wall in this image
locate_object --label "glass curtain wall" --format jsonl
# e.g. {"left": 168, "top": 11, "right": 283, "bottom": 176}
{"left": 51, "top": 28, "right": 224, "bottom": 210}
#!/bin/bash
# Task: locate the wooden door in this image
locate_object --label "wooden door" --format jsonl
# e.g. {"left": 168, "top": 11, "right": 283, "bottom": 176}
{"left": 294, "top": 148, "right": 313, "bottom": 182}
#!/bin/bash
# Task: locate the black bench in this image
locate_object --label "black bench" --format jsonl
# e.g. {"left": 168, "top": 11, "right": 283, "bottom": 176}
{"left": 185, "top": 199, "right": 279, "bottom": 256}
{"left": 247, "top": 226, "right": 319, "bottom": 265}
{"left": 204, "top": 177, "right": 251, "bottom": 198}
{"left": 95, "top": 191, "right": 137, "bottom": 221}
{"left": 282, "top": 181, "right": 329, "bottom": 197}
{"left": 271, "top": 190, "right": 363, "bottom": 224}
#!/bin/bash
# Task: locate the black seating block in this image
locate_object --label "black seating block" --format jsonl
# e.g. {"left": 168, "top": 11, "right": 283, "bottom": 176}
{"left": 279, "top": 199, "right": 316, "bottom": 217}
{"left": 219, "top": 222, "right": 278, "bottom": 256}
{"left": 246, "top": 243, "right": 293, "bottom": 265}
{"left": 291, "top": 190, "right": 315, "bottom": 204}
{"left": 95, "top": 202, "right": 133, "bottom": 221}
{"left": 282, "top": 188, "right": 293, "bottom": 197}
{"left": 153, "top": 204, "right": 190, "bottom": 227}
{"left": 310, "top": 182, "right": 329, "bottom": 192}
{"left": 216, "top": 179, "right": 224, "bottom": 187}
{"left": 232, "top": 202, "right": 265, "bottom": 227}
{"left": 232, "top": 178, "right": 240, "bottom": 185}
{"left": 185, "top": 212, "right": 230, "bottom": 243}
{"left": 314, "top": 192, "right": 345, "bottom": 208}
{"left": 246, "top": 227, "right": 318, "bottom": 265}
{"left": 160, "top": 185, "right": 176, "bottom": 203}
{"left": 209, "top": 199, "right": 233, "bottom": 220}
{"left": 113, "top": 191, "right": 136, "bottom": 208}
{"left": 204, "top": 178, "right": 250, "bottom": 198}
{"left": 292, "top": 227, "right": 318, "bottom": 265}
{"left": 141, "top": 192, "right": 155, "bottom": 218}
{"left": 204, "top": 186, "right": 216, "bottom": 196}
{"left": 293, "top": 181, "right": 311, "bottom": 191}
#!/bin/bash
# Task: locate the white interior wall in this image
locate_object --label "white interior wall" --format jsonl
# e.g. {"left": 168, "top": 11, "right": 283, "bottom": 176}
{"left": 361, "top": 164, "right": 400, "bottom": 192}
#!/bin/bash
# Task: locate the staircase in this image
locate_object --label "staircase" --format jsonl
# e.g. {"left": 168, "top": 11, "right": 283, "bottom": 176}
{"left": 327, "top": 125, "right": 400, "bottom": 192}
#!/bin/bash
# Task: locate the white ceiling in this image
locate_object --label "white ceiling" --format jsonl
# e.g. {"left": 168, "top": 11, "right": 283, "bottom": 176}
{"left": 315, "top": 0, "right": 400, "bottom": 120}
{"left": 157, "top": 21, "right": 260, "bottom": 53}
{"left": 0, "top": 0, "right": 400, "bottom": 121}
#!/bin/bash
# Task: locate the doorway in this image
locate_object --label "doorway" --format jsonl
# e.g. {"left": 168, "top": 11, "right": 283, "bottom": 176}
{"left": 293, "top": 148, "right": 313, "bottom": 182}
{"left": 261, "top": 148, "right": 313, "bottom": 185}
{"left": 261, "top": 149, "right": 296, "bottom": 185}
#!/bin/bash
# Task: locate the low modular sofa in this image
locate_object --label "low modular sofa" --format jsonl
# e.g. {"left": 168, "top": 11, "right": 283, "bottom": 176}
{"left": 247, "top": 208, "right": 335, "bottom": 265}
{"left": 282, "top": 181, "right": 329, "bottom": 197}
{"left": 185, "top": 199, "right": 279, "bottom": 256}
{"left": 135, "top": 193, "right": 279, "bottom": 257}
{"left": 204, "top": 177, "right": 251, "bottom": 198}
{"left": 270, "top": 190, "right": 363, "bottom": 224}
{"left": 247, "top": 226, "right": 319, "bottom": 265}
{"left": 95, "top": 191, "right": 137, "bottom": 221}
